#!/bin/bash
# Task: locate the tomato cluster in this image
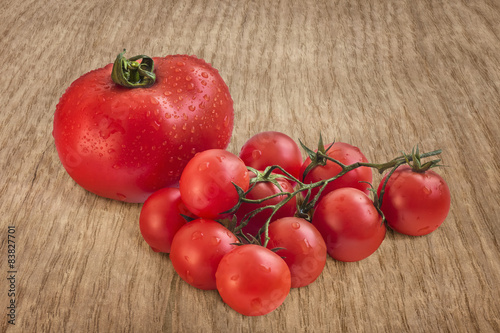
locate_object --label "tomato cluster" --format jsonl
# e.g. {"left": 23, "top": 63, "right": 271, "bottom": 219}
{"left": 53, "top": 51, "right": 450, "bottom": 317}
{"left": 139, "top": 131, "right": 451, "bottom": 316}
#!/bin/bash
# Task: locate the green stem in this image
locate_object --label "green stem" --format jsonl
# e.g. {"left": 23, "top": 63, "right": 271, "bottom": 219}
{"left": 111, "top": 49, "right": 156, "bottom": 88}
{"left": 230, "top": 147, "right": 443, "bottom": 248}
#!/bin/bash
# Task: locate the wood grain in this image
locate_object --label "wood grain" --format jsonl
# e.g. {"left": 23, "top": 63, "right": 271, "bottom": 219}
{"left": 1, "top": 0, "right": 499, "bottom": 331}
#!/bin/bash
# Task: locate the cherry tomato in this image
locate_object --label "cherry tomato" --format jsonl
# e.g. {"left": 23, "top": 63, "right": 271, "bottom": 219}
{"left": 139, "top": 187, "right": 195, "bottom": 253}
{"left": 239, "top": 131, "right": 303, "bottom": 180}
{"left": 263, "top": 217, "right": 327, "bottom": 288}
{"left": 300, "top": 142, "right": 372, "bottom": 203}
{"left": 179, "top": 149, "right": 250, "bottom": 219}
{"left": 170, "top": 219, "right": 238, "bottom": 290}
{"left": 377, "top": 165, "right": 450, "bottom": 236}
{"left": 53, "top": 51, "right": 233, "bottom": 203}
{"left": 312, "top": 188, "right": 386, "bottom": 262}
{"left": 216, "top": 244, "right": 291, "bottom": 316}
{"left": 235, "top": 173, "right": 297, "bottom": 237}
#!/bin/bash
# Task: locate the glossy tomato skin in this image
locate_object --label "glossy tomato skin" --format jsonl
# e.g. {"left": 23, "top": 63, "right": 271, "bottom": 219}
{"left": 312, "top": 188, "right": 386, "bottom": 262}
{"left": 179, "top": 149, "right": 250, "bottom": 220}
{"left": 239, "top": 131, "right": 303, "bottom": 180}
{"left": 53, "top": 55, "right": 233, "bottom": 203}
{"left": 263, "top": 217, "right": 327, "bottom": 288}
{"left": 170, "top": 219, "right": 239, "bottom": 290}
{"left": 139, "top": 187, "right": 195, "bottom": 253}
{"left": 235, "top": 174, "right": 296, "bottom": 237}
{"left": 216, "top": 244, "right": 291, "bottom": 316}
{"left": 300, "top": 142, "right": 372, "bottom": 203}
{"left": 377, "top": 165, "right": 450, "bottom": 236}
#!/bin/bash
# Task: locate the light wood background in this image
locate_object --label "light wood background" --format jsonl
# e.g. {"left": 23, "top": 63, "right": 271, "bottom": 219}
{"left": 1, "top": 0, "right": 499, "bottom": 332}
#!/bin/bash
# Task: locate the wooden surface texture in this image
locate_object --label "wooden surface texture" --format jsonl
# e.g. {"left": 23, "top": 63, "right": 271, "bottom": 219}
{"left": 1, "top": 0, "right": 500, "bottom": 332}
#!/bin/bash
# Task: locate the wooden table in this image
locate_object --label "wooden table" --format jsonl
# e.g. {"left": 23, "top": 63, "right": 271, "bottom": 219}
{"left": 2, "top": 0, "right": 499, "bottom": 331}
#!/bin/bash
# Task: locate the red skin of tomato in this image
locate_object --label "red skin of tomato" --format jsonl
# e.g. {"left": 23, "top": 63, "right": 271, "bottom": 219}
{"left": 235, "top": 174, "right": 297, "bottom": 237}
{"left": 139, "top": 187, "right": 196, "bottom": 253}
{"left": 170, "top": 219, "right": 239, "bottom": 290}
{"left": 179, "top": 149, "right": 250, "bottom": 219}
{"left": 300, "top": 142, "right": 372, "bottom": 203}
{"left": 263, "top": 217, "right": 327, "bottom": 288}
{"left": 377, "top": 165, "right": 451, "bottom": 236}
{"left": 53, "top": 55, "right": 233, "bottom": 203}
{"left": 312, "top": 188, "right": 386, "bottom": 262}
{"left": 215, "top": 244, "right": 291, "bottom": 316}
{"left": 239, "top": 131, "right": 303, "bottom": 180}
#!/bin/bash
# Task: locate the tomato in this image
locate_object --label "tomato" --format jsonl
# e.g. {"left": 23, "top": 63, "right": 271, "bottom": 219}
{"left": 263, "top": 217, "right": 327, "bottom": 288}
{"left": 377, "top": 165, "right": 450, "bottom": 236}
{"left": 312, "top": 188, "right": 386, "bottom": 262}
{"left": 53, "top": 51, "right": 233, "bottom": 203}
{"left": 179, "top": 149, "right": 250, "bottom": 219}
{"left": 300, "top": 142, "right": 372, "bottom": 203}
{"left": 239, "top": 131, "right": 303, "bottom": 180}
{"left": 139, "top": 187, "right": 195, "bottom": 253}
{"left": 216, "top": 244, "right": 291, "bottom": 316}
{"left": 235, "top": 173, "right": 296, "bottom": 237}
{"left": 169, "top": 219, "right": 238, "bottom": 290}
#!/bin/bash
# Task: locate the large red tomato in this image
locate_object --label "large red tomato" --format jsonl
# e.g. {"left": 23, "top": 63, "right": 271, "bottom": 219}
{"left": 53, "top": 51, "right": 233, "bottom": 203}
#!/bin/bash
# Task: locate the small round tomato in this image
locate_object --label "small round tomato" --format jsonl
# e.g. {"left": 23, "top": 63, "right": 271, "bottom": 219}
{"left": 236, "top": 174, "right": 296, "bottom": 237}
{"left": 216, "top": 244, "right": 291, "bottom": 316}
{"left": 263, "top": 217, "right": 327, "bottom": 288}
{"left": 239, "top": 131, "right": 303, "bottom": 180}
{"left": 312, "top": 188, "right": 386, "bottom": 262}
{"left": 377, "top": 165, "right": 450, "bottom": 236}
{"left": 300, "top": 142, "right": 372, "bottom": 203}
{"left": 179, "top": 149, "right": 250, "bottom": 219}
{"left": 139, "top": 187, "right": 195, "bottom": 253}
{"left": 170, "top": 219, "right": 238, "bottom": 290}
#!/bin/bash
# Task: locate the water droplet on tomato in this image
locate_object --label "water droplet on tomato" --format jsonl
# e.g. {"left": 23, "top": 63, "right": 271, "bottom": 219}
{"left": 301, "top": 238, "right": 311, "bottom": 253}
{"left": 201, "top": 72, "right": 209, "bottom": 78}
{"left": 152, "top": 120, "right": 161, "bottom": 131}
{"left": 211, "top": 237, "right": 221, "bottom": 245}
{"left": 201, "top": 80, "right": 207, "bottom": 86}
{"left": 203, "top": 94, "right": 210, "bottom": 101}
{"left": 164, "top": 91, "right": 172, "bottom": 96}
{"left": 182, "top": 123, "right": 187, "bottom": 131}
{"left": 191, "top": 231, "right": 204, "bottom": 240}
{"left": 188, "top": 105, "right": 196, "bottom": 112}
{"left": 198, "top": 162, "right": 210, "bottom": 171}
{"left": 231, "top": 274, "right": 239, "bottom": 281}
{"left": 185, "top": 270, "right": 194, "bottom": 284}
{"left": 116, "top": 193, "right": 127, "bottom": 200}
{"left": 259, "top": 264, "right": 271, "bottom": 273}
{"left": 291, "top": 222, "right": 301, "bottom": 229}
{"left": 178, "top": 145, "right": 183, "bottom": 150}
{"left": 422, "top": 187, "right": 432, "bottom": 195}
{"left": 199, "top": 102, "right": 206, "bottom": 109}
{"left": 251, "top": 298, "right": 262, "bottom": 308}
{"left": 252, "top": 150, "right": 262, "bottom": 160}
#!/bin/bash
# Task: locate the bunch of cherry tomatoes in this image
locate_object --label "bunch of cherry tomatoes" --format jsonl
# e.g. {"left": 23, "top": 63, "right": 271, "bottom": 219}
{"left": 139, "top": 131, "right": 451, "bottom": 317}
